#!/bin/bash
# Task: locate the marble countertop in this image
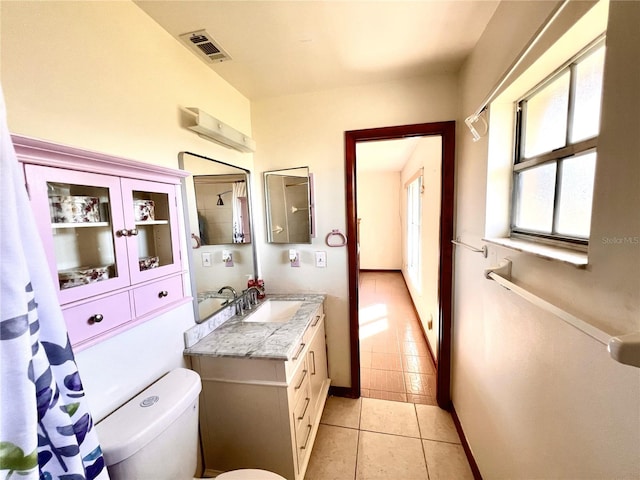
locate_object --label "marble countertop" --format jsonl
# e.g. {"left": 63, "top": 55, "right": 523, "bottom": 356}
{"left": 184, "top": 294, "right": 325, "bottom": 361}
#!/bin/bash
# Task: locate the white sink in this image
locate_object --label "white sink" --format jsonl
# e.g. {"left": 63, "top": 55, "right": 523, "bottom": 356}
{"left": 243, "top": 300, "right": 303, "bottom": 323}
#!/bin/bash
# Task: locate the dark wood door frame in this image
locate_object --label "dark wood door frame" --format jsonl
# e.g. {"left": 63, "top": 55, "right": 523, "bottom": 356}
{"left": 344, "top": 121, "right": 455, "bottom": 409}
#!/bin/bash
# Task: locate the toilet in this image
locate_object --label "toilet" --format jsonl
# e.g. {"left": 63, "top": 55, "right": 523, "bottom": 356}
{"left": 96, "top": 368, "right": 285, "bottom": 480}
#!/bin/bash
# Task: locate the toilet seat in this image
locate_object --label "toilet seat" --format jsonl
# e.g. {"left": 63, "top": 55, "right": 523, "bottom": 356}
{"left": 214, "top": 469, "right": 286, "bottom": 480}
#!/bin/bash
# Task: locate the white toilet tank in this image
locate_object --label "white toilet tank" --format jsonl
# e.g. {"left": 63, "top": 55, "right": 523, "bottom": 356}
{"left": 96, "top": 368, "right": 202, "bottom": 480}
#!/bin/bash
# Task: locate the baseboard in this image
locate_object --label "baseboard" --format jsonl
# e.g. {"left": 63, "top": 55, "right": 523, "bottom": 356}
{"left": 450, "top": 404, "right": 483, "bottom": 480}
{"left": 328, "top": 385, "right": 358, "bottom": 398}
{"left": 359, "top": 268, "right": 401, "bottom": 272}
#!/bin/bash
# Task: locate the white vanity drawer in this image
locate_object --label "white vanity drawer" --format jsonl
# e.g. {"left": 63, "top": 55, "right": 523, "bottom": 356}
{"left": 292, "top": 384, "right": 311, "bottom": 433}
{"left": 291, "top": 357, "right": 310, "bottom": 406}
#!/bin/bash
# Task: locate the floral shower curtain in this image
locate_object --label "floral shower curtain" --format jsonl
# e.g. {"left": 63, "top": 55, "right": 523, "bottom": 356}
{"left": 0, "top": 87, "right": 109, "bottom": 479}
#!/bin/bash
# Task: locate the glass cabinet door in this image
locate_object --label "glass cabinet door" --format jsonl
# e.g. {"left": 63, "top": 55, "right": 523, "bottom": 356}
{"left": 24, "top": 164, "right": 130, "bottom": 304}
{"left": 121, "top": 178, "right": 181, "bottom": 284}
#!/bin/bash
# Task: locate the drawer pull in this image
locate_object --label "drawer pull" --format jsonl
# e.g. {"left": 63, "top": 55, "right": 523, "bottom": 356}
{"left": 294, "top": 369, "right": 308, "bottom": 390}
{"left": 310, "top": 350, "right": 316, "bottom": 375}
{"left": 89, "top": 314, "right": 104, "bottom": 324}
{"left": 158, "top": 290, "right": 169, "bottom": 298}
{"left": 292, "top": 343, "right": 305, "bottom": 361}
{"left": 299, "top": 424, "right": 313, "bottom": 450}
{"left": 297, "top": 397, "right": 311, "bottom": 420}
{"left": 311, "top": 315, "right": 321, "bottom": 327}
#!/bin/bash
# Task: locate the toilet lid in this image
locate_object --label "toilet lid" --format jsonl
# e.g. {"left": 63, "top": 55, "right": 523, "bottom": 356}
{"left": 215, "top": 469, "right": 286, "bottom": 480}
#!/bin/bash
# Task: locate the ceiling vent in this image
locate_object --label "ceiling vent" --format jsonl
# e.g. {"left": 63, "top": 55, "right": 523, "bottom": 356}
{"left": 179, "top": 30, "right": 231, "bottom": 63}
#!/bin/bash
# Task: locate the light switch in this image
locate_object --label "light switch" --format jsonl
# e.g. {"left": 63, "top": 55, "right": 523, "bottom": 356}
{"left": 315, "top": 251, "right": 327, "bottom": 268}
{"left": 202, "top": 252, "right": 212, "bottom": 267}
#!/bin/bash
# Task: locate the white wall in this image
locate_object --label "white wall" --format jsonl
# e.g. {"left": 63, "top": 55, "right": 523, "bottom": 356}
{"left": 356, "top": 170, "right": 402, "bottom": 270}
{"left": 252, "top": 75, "right": 458, "bottom": 386}
{"left": 454, "top": 1, "right": 640, "bottom": 478}
{"left": 400, "top": 137, "right": 442, "bottom": 358}
{"left": 1, "top": 1, "right": 253, "bottom": 421}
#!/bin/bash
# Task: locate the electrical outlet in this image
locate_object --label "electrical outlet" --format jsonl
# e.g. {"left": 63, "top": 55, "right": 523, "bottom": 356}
{"left": 315, "top": 251, "right": 327, "bottom": 268}
{"left": 202, "top": 252, "right": 212, "bottom": 267}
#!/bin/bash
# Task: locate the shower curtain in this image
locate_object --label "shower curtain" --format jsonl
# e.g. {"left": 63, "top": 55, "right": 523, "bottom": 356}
{"left": 232, "top": 181, "right": 248, "bottom": 243}
{"left": 0, "top": 88, "right": 109, "bottom": 479}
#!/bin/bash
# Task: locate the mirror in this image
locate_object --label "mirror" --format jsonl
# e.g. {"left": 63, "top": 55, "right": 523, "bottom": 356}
{"left": 179, "top": 152, "right": 258, "bottom": 322}
{"left": 264, "top": 167, "right": 313, "bottom": 244}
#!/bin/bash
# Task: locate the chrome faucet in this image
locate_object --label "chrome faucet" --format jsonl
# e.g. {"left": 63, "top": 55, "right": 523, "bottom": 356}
{"left": 243, "top": 286, "right": 262, "bottom": 308}
{"left": 217, "top": 286, "right": 237, "bottom": 306}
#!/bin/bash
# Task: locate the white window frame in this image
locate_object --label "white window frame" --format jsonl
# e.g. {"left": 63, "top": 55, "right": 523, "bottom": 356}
{"left": 511, "top": 37, "right": 605, "bottom": 248}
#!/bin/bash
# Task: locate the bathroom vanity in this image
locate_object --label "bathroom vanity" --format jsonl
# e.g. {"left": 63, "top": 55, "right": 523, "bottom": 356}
{"left": 184, "top": 295, "right": 330, "bottom": 480}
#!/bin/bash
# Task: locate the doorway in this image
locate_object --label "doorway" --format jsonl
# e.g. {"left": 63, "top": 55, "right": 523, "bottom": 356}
{"left": 344, "top": 122, "right": 455, "bottom": 409}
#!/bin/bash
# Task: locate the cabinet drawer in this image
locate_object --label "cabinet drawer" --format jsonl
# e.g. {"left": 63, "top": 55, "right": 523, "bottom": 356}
{"left": 293, "top": 386, "right": 311, "bottom": 432}
{"left": 64, "top": 292, "right": 132, "bottom": 346}
{"left": 291, "top": 358, "right": 310, "bottom": 405}
{"left": 295, "top": 416, "right": 313, "bottom": 473}
{"left": 305, "top": 305, "right": 324, "bottom": 340}
{"left": 132, "top": 275, "right": 183, "bottom": 317}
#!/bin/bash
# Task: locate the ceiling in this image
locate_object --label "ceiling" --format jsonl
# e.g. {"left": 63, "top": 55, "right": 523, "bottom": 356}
{"left": 134, "top": 0, "right": 500, "bottom": 102}
{"left": 356, "top": 138, "right": 421, "bottom": 172}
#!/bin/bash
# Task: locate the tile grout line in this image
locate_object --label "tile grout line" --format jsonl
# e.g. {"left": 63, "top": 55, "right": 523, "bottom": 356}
{"left": 415, "top": 403, "right": 432, "bottom": 480}
{"left": 353, "top": 395, "right": 363, "bottom": 480}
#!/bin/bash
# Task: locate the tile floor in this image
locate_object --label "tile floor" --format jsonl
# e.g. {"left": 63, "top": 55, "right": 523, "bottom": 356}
{"left": 306, "top": 396, "right": 474, "bottom": 480}
{"left": 359, "top": 271, "right": 437, "bottom": 404}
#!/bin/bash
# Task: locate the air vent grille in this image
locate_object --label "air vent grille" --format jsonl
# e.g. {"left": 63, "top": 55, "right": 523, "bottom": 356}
{"left": 179, "top": 30, "right": 231, "bottom": 63}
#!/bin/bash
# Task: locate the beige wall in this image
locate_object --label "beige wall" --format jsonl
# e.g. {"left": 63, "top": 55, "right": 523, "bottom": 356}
{"left": 356, "top": 170, "right": 402, "bottom": 270}
{"left": 1, "top": 0, "right": 253, "bottom": 421}
{"left": 400, "top": 137, "right": 442, "bottom": 358}
{"left": 454, "top": 1, "right": 640, "bottom": 478}
{"left": 251, "top": 75, "right": 458, "bottom": 386}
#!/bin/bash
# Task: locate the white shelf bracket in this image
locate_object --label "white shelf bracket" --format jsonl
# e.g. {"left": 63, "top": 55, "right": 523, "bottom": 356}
{"left": 484, "top": 258, "right": 512, "bottom": 280}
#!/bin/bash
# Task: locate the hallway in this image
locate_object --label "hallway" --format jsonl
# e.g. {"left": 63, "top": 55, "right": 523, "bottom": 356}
{"left": 358, "top": 271, "right": 437, "bottom": 404}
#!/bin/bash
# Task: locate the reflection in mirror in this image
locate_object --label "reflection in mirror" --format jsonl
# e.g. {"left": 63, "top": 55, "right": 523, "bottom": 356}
{"left": 179, "top": 152, "right": 258, "bottom": 323}
{"left": 264, "top": 167, "right": 313, "bottom": 244}
{"left": 193, "top": 174, "right": 251, "bottom": 245}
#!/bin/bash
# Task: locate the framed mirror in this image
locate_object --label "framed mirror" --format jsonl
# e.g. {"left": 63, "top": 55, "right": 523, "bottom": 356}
{"left": 264, "top": 167, "right": 313, "bottom": 244}
{"left": 179, "top": 152, "right": 258, "bottom": 322}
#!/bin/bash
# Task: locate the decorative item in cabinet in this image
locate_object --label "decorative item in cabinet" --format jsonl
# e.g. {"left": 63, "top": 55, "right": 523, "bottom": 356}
{"left": 14, "top": 134, "right": 191, "bottom": 350}
{"left": 134, "top": 199, "right": 155, "bottom": 221}
{"left": 58, "top": 264, "right": 114, "bottom": 290}
{"left": 50, "top": 195, "right": 101, "bottom": 223}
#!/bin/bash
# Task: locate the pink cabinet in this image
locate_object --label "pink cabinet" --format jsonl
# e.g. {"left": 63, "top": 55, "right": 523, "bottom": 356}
{"left": 15, "top": 135, "right": 190, "bottom": 350}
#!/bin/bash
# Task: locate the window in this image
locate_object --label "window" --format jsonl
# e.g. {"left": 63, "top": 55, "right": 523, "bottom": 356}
{"left": 406, "top": 174, "right": 422, "bottom": 287}
{"left": 512, "top": 39, "right": 605, "bottom": 246}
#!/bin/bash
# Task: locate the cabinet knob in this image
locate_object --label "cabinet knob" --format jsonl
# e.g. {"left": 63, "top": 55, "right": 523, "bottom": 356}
{"left": 89, "top": 314, "right": 104, "bottom": 324}
{"left": 116, "top": 229, "right": 129, "bottom": 237}
{"left": 158, "top": 290, "right": 169, "bottom": 298}
{"left": 129, "top": 228, "right": 138, "bottom": 236}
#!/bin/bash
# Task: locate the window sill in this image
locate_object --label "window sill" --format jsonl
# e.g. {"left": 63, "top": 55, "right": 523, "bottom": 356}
{"left": 483, "top": 237, "right": 588, "bottom": 268}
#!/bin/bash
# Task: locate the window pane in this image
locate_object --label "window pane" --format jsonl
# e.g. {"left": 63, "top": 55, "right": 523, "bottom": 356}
{"left": 556, "top": 152, "right": 597, "bottom": 238}
{"left": 514, "top": 163, "right": 557, "bottom": 233}
{"left": 523, "top": 71, "right": 570, "bottom": 158}
{"left": 571, "top": 46, "right": 605, "bottom": 142}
